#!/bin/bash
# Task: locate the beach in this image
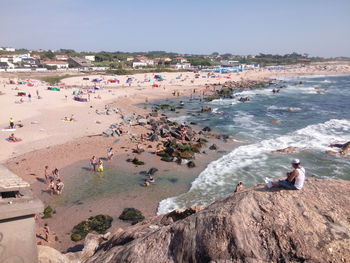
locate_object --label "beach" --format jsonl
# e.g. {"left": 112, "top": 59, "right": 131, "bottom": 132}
{"left": 2, "top": 63, "right": 350, "bottom": 252}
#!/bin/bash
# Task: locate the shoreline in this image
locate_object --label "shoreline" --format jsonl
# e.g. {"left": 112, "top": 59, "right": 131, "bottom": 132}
{"left": 3, "top": 66, "right": 350, "bottom": 252}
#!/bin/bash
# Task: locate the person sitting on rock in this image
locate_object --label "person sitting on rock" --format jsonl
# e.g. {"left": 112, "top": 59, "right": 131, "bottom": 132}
{"left": 234, "top": 182, "right": 243, "bottom": 193}
{"left": 267, "top": 159, "right": 305, "bottom": 190}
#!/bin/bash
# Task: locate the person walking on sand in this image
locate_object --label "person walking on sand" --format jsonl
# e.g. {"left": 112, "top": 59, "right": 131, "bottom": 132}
{"left": 9, "top": 117, "right": 15, "bottom": 129}
{"left": 44, "top": 166, "right": 50, "bottom": 183}
{"left": 107, "top": 147, "right": 114, "bottom": 160}
{"left": 90, "top": 156, "right": 97, "bottom": 171}
{"left": 266, "top": 159, "right": 306, "bottom": 190}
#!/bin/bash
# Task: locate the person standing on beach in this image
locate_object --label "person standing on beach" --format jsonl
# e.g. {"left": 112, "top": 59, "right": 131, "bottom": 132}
{"left": 55, "top": 179, "right": 64, "bottom": 195}
{"left": 9, "top": 117, "right": 15, "bottom": 129}
{"left": 97, "top": 159, "right": 103, "bottom": 172}
{"left": 28, "top": 93, "right": 32, "bottom": 102}
{"left": 43, "top": 224, "right": 50, "bottom": 242}
{"left": 44, "top": 166, "right": 50, "bottom": 183}
{"left": 52, "top": 168, "right": 59, "bottom": 179}
{"left": 90, "top": 156, "right": 97, "bottom": 171}
{"left": 107, "top": 147, "right": 114, "bottom": 160}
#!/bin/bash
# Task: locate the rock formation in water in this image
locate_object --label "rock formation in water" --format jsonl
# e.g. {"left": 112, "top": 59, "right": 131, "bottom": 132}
{"left": 40, "top": 178, "right": 350, "bottom": 262}
{"left": 83, "top": 178, "right": 350, "bottom": 263}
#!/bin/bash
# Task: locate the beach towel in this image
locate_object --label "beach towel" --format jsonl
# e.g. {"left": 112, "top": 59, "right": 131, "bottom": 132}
{"left": 2, "top": 129, "right": 16, "bottom": 132}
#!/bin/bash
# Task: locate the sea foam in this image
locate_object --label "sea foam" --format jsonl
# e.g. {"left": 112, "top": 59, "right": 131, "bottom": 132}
{"left": 157, "top": 119, "right": 350, "bottom": 215}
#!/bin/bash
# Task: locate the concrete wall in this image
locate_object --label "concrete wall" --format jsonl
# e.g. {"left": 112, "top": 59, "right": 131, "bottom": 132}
{"left": 0, "top": 216, "right": 38, "bottom": 263}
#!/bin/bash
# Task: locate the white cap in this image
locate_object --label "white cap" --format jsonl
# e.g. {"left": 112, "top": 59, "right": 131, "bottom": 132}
{"left": 291, "top": 158, "right": 300, "bottom": 164}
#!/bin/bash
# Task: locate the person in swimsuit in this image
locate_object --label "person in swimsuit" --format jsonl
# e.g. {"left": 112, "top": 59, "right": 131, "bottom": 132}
{"left": 90, "top": 156, "right": 97, "bottom": 171}
{"left": 107, "top": 147, "right": 114, "bottom": 160}
{"left": 55, "top": 179, "right": 64, "bottom": 195}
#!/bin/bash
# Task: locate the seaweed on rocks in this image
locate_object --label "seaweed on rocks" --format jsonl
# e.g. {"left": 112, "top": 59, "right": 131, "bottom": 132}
{"left": 119, "top": 208, "right": 145, "bottom": 225}
{"left": 71, "top": 214, "right": 113, "bottom": 241}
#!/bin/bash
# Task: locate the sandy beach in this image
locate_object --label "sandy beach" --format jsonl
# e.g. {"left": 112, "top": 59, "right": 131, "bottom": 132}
{"left": 2, "top": 63, "right": 350, "bottom": 252}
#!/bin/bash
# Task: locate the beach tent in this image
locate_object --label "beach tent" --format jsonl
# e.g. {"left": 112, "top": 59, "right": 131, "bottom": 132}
{"left": 92, "top": 78, "right": 102, "bottom": 82}
{"left": 27, "top": 83, "right": 34, "bottom": 87}
{"left": 83, "top": 77, "right": 89, "bottom": 80}
{"left": 47, "top": 87, "right": 60, "bottom": 91}
{"left": 126, "top": 77, "right": 133, "bottom": 83}
{"left": 154, "top": 75, "right": 164, "bottom": 81}
{"left": 152, "top": 84, "right": 159, "bottom": 87}
{"left": 74, "top": 96, "right": 88, "bottom": 102}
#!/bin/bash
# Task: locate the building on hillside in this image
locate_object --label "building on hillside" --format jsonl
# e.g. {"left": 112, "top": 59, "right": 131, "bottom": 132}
{"left": 153, "top": 57, "right": 172, "bottom": 65}
{"left": 221, "top": 60, "right": 240, "bottom": 67}
{"left": 31, "top": 54, "right": 41, "bottom": 59}
{"left": 55, "top": 55, "right": 69, "bottom": 61}
{"left": 0, "top": 54, "right": 12, "bottom": 63}
{"left": 127, "top": 57, "right": 134, "bottom": 62}
{"left": 174, "top": 57, "right": 187, "bottom": 63}
{"left": 42, "top": 60, "right": 69, "bottom": 69}
{"left": 84, "top": 55, "right": 95, "bottom": 62}
{"left": 21, "top": 58, "right": 40, "bottom": 68}
{"left": 174, "top": 62, "right": 192, "bottom": 70}
{"left": 132, "top": 56, "right": 155, "bottom": 68}
{"left": 68, "top": 57, "right": 93, "bottom": 68}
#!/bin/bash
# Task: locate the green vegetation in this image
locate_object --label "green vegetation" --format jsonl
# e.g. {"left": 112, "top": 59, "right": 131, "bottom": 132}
{"left": 157, "top": 139, "right": 204, "bottom": 162}
{"left": 126, "top": 157, "right": 145, "bottom": 165}
{"left": 39, "top": 74, "right": 76, "bottom": 85}
{"left": 70, "top": 214, "right": 113, "bottom": 241}
{"left": 42, "top": 206, "right": 53, "bottom": 219}
{"left": 119, "top": 208, "right": 145, "bottom": 225}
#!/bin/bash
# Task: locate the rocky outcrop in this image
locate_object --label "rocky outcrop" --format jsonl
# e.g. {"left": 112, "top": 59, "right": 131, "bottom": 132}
{"left": 86, "top": 178, "right": 350, "bottom": 263}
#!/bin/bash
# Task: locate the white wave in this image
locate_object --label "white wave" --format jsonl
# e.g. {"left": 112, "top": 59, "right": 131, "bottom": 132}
{"left": 267, "top": 105, "right": 302, "bottom": 111}
{"left": 157, "top": 119, "right": 350, "bottom": 215}
{"left": 168, "top": 115, "right": 189, "bottom": 123}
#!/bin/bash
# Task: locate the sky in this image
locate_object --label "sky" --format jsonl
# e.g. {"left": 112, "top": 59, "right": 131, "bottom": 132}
{"left": 0, "top": 0, "right": 349, "bottom": 57}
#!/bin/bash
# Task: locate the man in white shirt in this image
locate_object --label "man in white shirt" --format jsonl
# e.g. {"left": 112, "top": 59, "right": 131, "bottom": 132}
{"left": 267, "top": 159, "right": 306, "bottom": 190}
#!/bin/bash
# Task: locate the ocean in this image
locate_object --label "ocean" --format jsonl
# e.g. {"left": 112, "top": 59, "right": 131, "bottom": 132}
{"left": 157, "top": 74, "right": 350, "bottom": 214}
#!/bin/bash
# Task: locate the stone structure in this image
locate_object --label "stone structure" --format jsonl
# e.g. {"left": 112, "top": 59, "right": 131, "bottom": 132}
{"left": 0, "top": 165, "right": 43, "bottom": 263}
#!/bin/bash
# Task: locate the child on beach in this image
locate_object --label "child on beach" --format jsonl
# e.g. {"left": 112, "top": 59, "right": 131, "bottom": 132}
{"left": 55, "top": 179, "right": 64, "bottom": 195}
{"left": 107, "top": 147, "right": 114, "bottom": 160}
{"left": 97, "top": 159, "right": 103, "bottom": 172}
{"left": 48, "top": 179, "right": 55, "bottom": 195}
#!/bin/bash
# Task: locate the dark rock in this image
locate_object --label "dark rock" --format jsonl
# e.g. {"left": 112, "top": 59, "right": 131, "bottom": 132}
{"left": 70, "top": 215, "right": 113, "bottom": 242}
{"left": 209, "top": 144, "right": 218, "bottom": 150}
{"left": 202, "top": 126, "right": 211, "bottom": 132}
{"left": 119, "top": 208, "right": 145, "bottom": 225}
{"left": 88, "top": 178, "right": 350, "bottom": 263}
{"left": 187, "top": 161, "right": 196, "bottom": 168}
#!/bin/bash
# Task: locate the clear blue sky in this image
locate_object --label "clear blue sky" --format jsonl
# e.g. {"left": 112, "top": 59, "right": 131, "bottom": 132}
{"left": 1, "top": 0, "right": 349, "bottom": 57}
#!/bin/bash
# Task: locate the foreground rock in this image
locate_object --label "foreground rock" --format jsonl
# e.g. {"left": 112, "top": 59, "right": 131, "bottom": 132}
{"left": 85, "top": 178, "right": 350, "bottom": 263}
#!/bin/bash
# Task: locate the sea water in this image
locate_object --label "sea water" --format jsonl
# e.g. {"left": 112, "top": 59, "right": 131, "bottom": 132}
{"left": 157, "top": 75, "right": 350, "bottom": 214}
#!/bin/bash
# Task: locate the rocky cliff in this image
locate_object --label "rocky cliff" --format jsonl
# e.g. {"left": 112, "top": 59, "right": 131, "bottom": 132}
{"left": 84, "top": 178, "right": 350, "bottom": 263}
{"left": 40, "top": 178, "right": 350, "bottom": 263}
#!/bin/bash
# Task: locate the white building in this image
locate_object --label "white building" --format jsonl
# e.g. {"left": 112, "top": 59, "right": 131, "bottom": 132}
{"left": 174, "top": 63, "right": 191, "bottom": 70}
{"left": 132, "top": 61, "right": 148, "bottom": 68}
{"left": 84, "top": 55, "right": 95, "bottom": 62}
{"left": 5, "top": 47, "right": 16, "bottom": 52}
{"left": 42, "top": 60, "right": 69, "bottom": 69}
{"left": 55, "top": 55, "right": 69, "bottom": 61}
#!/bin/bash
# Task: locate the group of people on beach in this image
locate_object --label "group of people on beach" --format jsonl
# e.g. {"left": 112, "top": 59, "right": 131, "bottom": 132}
{"left": 44, "top": 166, "right": 64, "bottom": 195}
{"left": 89, "top": 148, "right": 114, "bottom": 172}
